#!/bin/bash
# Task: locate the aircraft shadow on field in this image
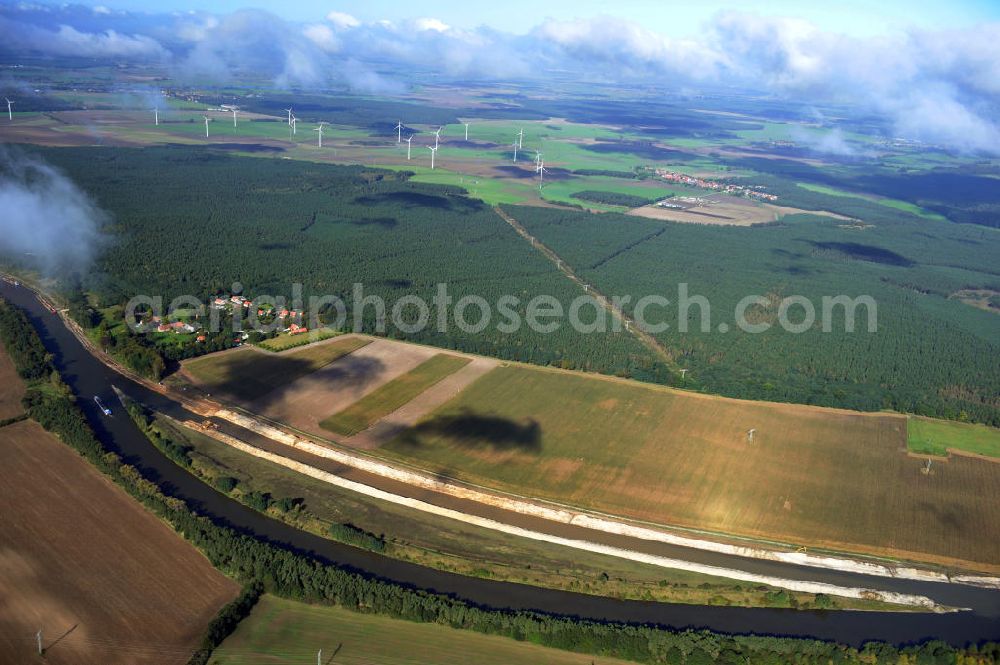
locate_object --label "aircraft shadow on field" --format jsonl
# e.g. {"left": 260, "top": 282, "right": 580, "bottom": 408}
{"left": 395, "top": 409, "right": 541, "bottom": 451}
{"left": 253, "top": 354, "right": 388, "bottom": 405}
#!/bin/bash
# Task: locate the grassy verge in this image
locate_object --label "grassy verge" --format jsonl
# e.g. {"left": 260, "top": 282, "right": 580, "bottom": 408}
{"left": 320, "top": 354, "right": 470, "bottom": 436}
{"left": 209, "top": 594, "right": 636, "bottom": 665}
{"left": 908, "top": 416, "right": 1000, "bottom": 458}
{"left": 257, "top": 329, "right": 341, "bottom": 352}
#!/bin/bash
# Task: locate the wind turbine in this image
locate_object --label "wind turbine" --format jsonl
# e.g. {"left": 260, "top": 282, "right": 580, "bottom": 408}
{"left": 290, "top": 115, "right": 298, "bottom": 135}
{"left": 464, "top": 122, "right": 470, "bottom": 141}
{"left": 747, "top": 428, "right": 757, "bottom": 444}
{"left": 406, "top": 135, "right": 413, "bottom": 160}
{"left": 394, "top": 120, "right": 403, "bottom": 143}
{"left": 512, "top": 140, "right": 518, "bottom": 163}
{"left": 314, "top": 121, "right": 328, "bottom": 147}
{"left": 202, "top": 115, "right": 211, "bottom": 138}
{"left": 428, "top": 145, "right": 438, "bottom": 169}
{"left": 433, "top": 126, "right": 442, "bottom": 149}
{"left": 230, "top": 107, "right": 239, "bottom": 127}
{"left": 536, "top": 159, "right": 548, "bottom": 185}
{"left": 284, "top": 107, "right": 293, "bottom": 125}
{"left": 152, "top": 106, "right": 158, "bottom": 126}
{"left": 5, "top": 98, "right": 12, "bottom": 121}
{"left": 534, "top": 151, "right": 542, "bottom": 169}
{"left": 517, "top": 128, "right": 524, "bottom": 149}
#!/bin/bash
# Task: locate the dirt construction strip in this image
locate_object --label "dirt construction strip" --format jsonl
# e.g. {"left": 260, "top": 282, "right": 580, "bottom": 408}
{"left": 213, "top": 409, "right": 1000, "bottom": 592}
{"left": 253, "top": 338, "right": 437, "bottom": 438}
{"left": 188, "top": 417, "right": 944, "bottom": 609}
{"left": 345, "top": 357, "right": 498, "bottom": 449}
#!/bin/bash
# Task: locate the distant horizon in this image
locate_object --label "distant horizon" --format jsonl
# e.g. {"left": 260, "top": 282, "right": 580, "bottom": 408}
{"left": 2, "top": 1, "right": 999, "bottom": 155}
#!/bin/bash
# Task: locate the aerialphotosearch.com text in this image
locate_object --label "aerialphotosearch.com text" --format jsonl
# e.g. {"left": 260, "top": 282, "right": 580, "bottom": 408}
{"left": 125, "top": 282, "right": 878, "bottom": 337}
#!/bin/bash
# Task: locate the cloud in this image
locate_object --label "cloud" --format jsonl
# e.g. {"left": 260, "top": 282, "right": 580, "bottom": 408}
{"left": 709, "top": 12, "right": 1000, "bottom": 153}
{"left": 0, "top": 149, "right": 106, "bottom": 276}
{"left": 0, "top": 15, "right": 167, "bottom": 60}
{"left": 1, "top": 4, "right": 999, "bottom": 154}
{"left": 414, "top": 17, "right": 450, "bottom": 33}
{"left": 533, "top": 16, "right": 724, "bottom": 78}
{"left": 326, "top": 11, "right": 359, "bottom": 30}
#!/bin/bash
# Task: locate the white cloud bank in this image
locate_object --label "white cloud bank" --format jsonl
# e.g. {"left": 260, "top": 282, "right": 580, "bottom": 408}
{"left": 2, "top": 4, "right": 999, "bottom": 153}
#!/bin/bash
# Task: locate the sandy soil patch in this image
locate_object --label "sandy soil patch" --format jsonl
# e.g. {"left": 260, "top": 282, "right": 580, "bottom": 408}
{"left": 346, "top": 357, "right": 498, "bottom": 449}
{"left": 629, "top": 194, "right": 857, "bottom": 226}
{"left": 255, "top": 338, "right": 437, "bottom": 438}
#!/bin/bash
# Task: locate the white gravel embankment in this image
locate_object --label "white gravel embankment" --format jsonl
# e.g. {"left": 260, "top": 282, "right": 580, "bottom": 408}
{"left": 201, "top": 413, "right": 952, "bottom": 608}
{"left": 215, "top": 410, "right": 1000, "bottom": 591}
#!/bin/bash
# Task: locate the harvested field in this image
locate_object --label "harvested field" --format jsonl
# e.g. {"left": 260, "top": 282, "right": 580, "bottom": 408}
{"left": 320, "top": 354, "right": 471, "bottom": 436}
{"left": 210, "top": 594, "right": 636, "bottom": 665}
{"left": 182, "top": 335, "right": 370, "bottom": 403}
{"left": 382, "top": 365, "right": 1000, "bottom": 571}
{"left": 251, "top": 338, "right": 436, "bottom": 438}
{"left": 629, "top": 194, "right": 854, "bottom": 226}
{"left": 0, "top": 420, "right": 238, "bottom": 665}
{"left": 0, "top": 346, "right": 26, "bottom": 420}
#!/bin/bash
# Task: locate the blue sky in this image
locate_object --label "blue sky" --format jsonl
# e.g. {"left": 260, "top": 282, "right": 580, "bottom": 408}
{"left": 80, "top": 0, "right": 1000, "bottom": 36}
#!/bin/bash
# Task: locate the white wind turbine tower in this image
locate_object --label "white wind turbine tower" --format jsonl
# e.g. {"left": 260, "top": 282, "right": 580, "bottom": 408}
{"left": 747, "top": 428, "right": 757, "bottom": 444}
{"left": 394, "top": 120, "right": 403, "bottom": 143}
{"left": 428, "top": 145, "right": 438, "bottom": 169}
{"left": 433, "top": 126, "right": 442, "bottom": 149}
{"left": 152, "top": 106, "right": 158, "bottom": 126}
{"left": 203, "top": 115, "right": 211, "bottom": 138}
{"left": 512, "top": 140, "right": 518, "bottom": 163}
{"left": 290, "top": 115, "right": 298, "bottom": 135}
{"left": 406, "top": 135, "right": 413, "bottom": 160}
{"left": 536, "top": 159, "right": 548, "bottom": 188}
{"left": 284, "top": 107, "right": 293, "bottom": 125}
{"left": 517, "top": 127, "right": 524, "bottom": 149}
{"left": 231, "top": 107, "right": 239, "bottom": 127}
{"left": 464, "top": 122, "right": 470, "bottom": 141}
{"left": 5, "top": 98, "right": 13, "bottom": 120}
{"left": 314, "top": 122, "right": 328, "bottom": 147}
{"left": 534, "top": 151, "right": 542, "bottom": 169}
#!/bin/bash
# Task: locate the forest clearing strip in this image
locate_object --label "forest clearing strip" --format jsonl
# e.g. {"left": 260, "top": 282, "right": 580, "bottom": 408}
{"left": 213, "top": 408, "right": 1000, "bottom": 592}
{"left": 184, "top": 416, "right": 943, "bottom": 609}
{"left": 492, "top": 206, "right": 675, "bottom": 364}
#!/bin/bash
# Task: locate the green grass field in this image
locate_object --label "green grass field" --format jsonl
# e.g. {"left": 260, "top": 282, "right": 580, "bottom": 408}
{"left": 320, "top": 354, "right": 471, "bottom": 436}
{"left": 183, "top": 336, "right": 369, "bottom": 402}
{"left": 795, "top": 182, "right": 947, "bottom": 221}
{"left": 164, "top": 414, "right": 854, "bottom": 608}
{"left": 381, "top": 365, "right": 1000, "bottom": 570}
{"left": 908, "top": 416, "right": 1000, "bottom": 458}
{"left": 209, "top": 595, "right": 637, "bottom": 665}
{"left": 257, "top": 329, "right": 341, "bottom": 352}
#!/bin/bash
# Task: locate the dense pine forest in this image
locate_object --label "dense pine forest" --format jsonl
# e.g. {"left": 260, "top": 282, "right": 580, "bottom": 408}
{"left": 507, "top": 194, "right": 1000, "bottom": 425}
{"left": 34, "top": 146, "right": 665, "bottom": 380}
{"left": 12, "top": 144, "right": 998, "bottom": 423}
